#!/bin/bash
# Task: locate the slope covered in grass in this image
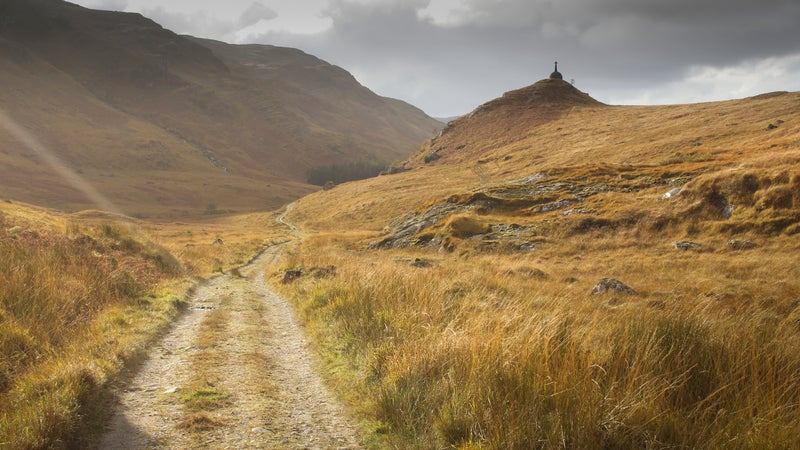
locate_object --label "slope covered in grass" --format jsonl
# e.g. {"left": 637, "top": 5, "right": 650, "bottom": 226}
{"left": 0, "top": 201, "right": 191, "bottom": 447}
{"left": 275, "top": 81, "right": 800, "bottom": 448}
{"left": 0, "top": 0, "right": 441, "bottom": 218}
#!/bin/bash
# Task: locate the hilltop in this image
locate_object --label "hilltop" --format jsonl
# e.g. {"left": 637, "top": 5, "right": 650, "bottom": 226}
{"left": 0, "top": 0, "right": 440, "bottom": 218}
{"left": 411, "top": 77, "right": 603, "bottom": 167}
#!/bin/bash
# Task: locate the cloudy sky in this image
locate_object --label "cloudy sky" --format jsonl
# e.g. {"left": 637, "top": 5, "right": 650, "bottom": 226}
{"left": 75, "top": 0, "right": 800, "bottom": 117}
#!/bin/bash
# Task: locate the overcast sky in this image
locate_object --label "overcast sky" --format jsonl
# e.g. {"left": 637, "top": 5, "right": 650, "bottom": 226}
{"left": 75, "top": 0, "right": 800, "bottom": 117}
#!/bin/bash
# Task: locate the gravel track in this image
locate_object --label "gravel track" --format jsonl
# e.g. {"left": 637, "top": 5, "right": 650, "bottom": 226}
{"left": 99, "top": 241, "right": 360, "bottom": 449}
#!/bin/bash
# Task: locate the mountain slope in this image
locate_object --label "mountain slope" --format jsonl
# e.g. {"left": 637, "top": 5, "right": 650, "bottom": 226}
{"left": 287, "top": 78, "right": 800, "bottom": 239}
{"left": 278, "top": 77, "right": 800, "bottom": 448}
{"left": 0, "top": 0, "right": 441, "bottom": 217}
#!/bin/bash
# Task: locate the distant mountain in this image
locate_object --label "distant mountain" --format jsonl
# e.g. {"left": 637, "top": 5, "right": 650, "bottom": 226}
{"left": 0, "top": 0, "right": 441, "bottom": 217}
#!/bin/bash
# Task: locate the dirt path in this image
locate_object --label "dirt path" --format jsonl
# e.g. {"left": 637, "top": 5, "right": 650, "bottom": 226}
{"left": 100, "top": 239, "right": 361, "bottom": 449}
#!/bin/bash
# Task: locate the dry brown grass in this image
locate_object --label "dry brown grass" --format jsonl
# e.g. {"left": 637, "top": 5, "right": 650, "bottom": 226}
{"left": 0, "top": 198, "right": 290, "bottom": 447}
{"left": 141, "top": 210, "right": 288, "bottom": 277}
{"left": 286, "top": 91, "right": 800, "bottom": 235}
{"left": 0, "top": 202, "right": 189, "bottom": 448}
{"left": 275, "top": 90, "right": 800, "bottom": 448}
{"left": 277, "top": 233, "right": 800, "bottom": 449}
{"left": 176, "top": 413, "right": 226, "bottom": 432}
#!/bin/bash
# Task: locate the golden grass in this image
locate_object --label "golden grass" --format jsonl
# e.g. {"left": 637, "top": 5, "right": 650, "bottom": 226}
{"left": 176, "top": 413, "right": 226, "bottom": 432}
{"left": 276, "top": 231, "right": 800, "bottom": 449}
{"left": 286, "top": 92, "right": 800, "bottom": 235}
{"left": 182, "top": 382, "right": 231, "bottom": 413}
{"left": 274, "top": 91, "right": 800, "bottom": 449}
{"left": 0, "top": 198, "right": 289, "bottom": 447}
{"left": 2, "top": 80, "right": 798, "bottom": 448}
{"left": 0, "top": 204, "right": 191, "bottom": 448}
{"left": 169, "top": 299, "right": 236, "bottom": 441}
{"left": 140, "top": 210, "right": 288, "bottom": 277}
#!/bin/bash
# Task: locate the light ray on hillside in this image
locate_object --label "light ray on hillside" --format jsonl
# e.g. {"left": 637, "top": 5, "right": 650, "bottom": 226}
{"left": 0, "top": 107, "right": 126, "bottom": 218}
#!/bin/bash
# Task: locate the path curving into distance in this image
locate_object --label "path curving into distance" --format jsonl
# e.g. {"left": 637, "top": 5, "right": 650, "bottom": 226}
{"left": 100, "top": 212, "right": 359, "bottom": 449}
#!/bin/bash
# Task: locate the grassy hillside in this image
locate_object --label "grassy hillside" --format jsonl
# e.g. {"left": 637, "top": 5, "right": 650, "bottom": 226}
{"left": 0, "top": 201, "right": 183, "bottom": 448}
{"left": 276, "top": 81, "right": 800, "bottom": 448}
{"left": 0, "top": 0, "right": 441, "bottom": 218}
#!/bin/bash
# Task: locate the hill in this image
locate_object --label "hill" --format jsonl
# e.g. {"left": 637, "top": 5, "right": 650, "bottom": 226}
{"left": 0, "top": 0, "right": 441, "bottom": 218}
{"left": 289, "top": 80, "right": 800, "bottom": 236}
{"left": 278, "top": 75, "right": 800, "bottom": 448}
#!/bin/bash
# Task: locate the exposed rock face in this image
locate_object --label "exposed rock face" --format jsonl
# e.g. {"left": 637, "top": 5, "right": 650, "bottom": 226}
{"left": 727, "top": 239, "right": 758, "bottom": 250}
{"left": 591, "top": 278, "right": 637, "bottom": 296}
{"left": 282, "top": 269, "right": 303, "bottom": 284}
{"left": 369, "top": 169, "right": 668, "bottom": 251}
{"left": 674, "top": 241, "right": 703, "bottom": 251}
{"left": 661, "top": 187, "right": 682, "bottom": 200}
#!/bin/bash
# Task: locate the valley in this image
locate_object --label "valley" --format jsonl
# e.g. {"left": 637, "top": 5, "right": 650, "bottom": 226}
{"left": 0, "top": 0, "right": 440, "bottom": 217}
{"left": 2, "top": 1, "right": 800, "bottom": 449}
{"left": 2, "top": 78, "right": 799, "bottom": 449}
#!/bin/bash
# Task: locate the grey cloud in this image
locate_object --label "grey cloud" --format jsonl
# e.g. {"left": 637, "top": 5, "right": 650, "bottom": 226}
{"left": 140, "top": 2, "right": 279, "bottom": 41}
{"left": 253, "top": 0, "right": 800, "bottom": 115}
{"left": 239, "top": 2, "right": 278, "bottom": 28}
{"left": 140, "top": 7, "right": 235, "bottom": 37}
{"left": 74, "top": 0, "right": 800, "bottom": 116}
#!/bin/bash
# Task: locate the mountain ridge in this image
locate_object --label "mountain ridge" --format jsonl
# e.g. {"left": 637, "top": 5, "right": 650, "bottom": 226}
{"left": 0, "top": 0, "right": 441, "bottom": 218}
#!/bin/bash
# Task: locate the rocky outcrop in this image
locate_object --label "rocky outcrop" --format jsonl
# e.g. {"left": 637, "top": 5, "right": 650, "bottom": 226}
{"left": 591, "top": 278, "right": 637, "bottom": 296}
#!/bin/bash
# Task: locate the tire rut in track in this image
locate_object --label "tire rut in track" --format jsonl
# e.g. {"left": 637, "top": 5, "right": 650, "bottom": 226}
{"left": 100, "top": 244, "right": 360, "bottom": 449}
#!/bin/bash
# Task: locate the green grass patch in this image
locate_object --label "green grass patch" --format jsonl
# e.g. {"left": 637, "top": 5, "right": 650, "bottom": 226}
{"left": 182, "top": 382, "right": 231, "bottom": 412}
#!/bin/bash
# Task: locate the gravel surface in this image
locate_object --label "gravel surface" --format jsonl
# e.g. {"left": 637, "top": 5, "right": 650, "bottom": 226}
{"left": 99, "top": 244, "right": 361, "bottom": 449}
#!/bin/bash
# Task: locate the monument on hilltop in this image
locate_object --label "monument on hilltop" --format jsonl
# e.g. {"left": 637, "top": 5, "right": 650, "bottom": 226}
{"left": 549, "top": 61, "right": 563, "bottom": 80}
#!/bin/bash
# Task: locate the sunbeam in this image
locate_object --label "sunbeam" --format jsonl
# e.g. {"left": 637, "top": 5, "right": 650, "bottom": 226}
{"left": 0, "top": 107, "right": 126, "bottom": 218}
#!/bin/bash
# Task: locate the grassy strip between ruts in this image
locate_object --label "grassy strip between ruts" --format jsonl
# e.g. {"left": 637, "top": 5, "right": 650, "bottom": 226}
{"left": 177, "top": 298, "right": 233, "bottom": 437}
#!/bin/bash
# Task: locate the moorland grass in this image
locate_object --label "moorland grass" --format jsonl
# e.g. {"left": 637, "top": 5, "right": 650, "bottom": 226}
{"left": 273, "top": 88, "right": 800, "bottom": 449}
{"left": 275, "top": 232, "right": 800, "bottom": 449}
{"left": 0, "top": 213, "right": 187, "bottom": 449}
